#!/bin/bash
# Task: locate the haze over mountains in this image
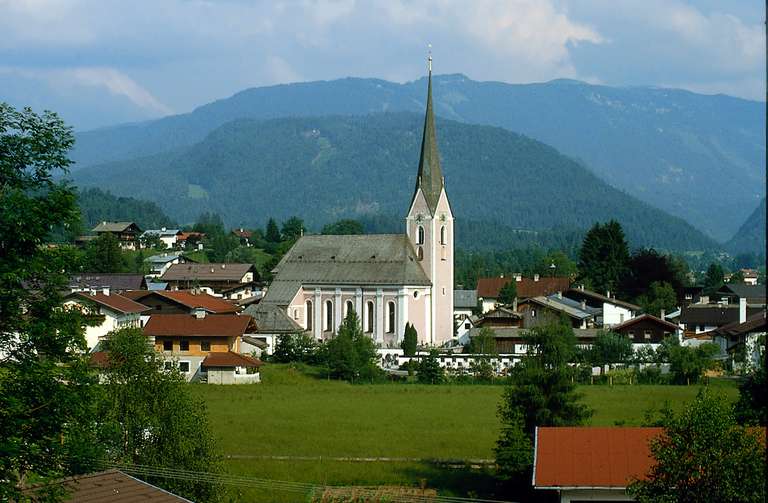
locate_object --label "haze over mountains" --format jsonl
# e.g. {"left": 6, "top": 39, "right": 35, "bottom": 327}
{"left": 70, "top": 75, "right": 765, "bottom": 243}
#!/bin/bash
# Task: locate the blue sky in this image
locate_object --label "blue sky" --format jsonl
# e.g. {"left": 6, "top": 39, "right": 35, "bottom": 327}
{"left": 1, "top": 0, "right": 764, "bottom": 130}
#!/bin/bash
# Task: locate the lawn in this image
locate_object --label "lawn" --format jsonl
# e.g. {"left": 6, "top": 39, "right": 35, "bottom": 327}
{"left": 191, "top": 365, "right": 739, "bottom": 501}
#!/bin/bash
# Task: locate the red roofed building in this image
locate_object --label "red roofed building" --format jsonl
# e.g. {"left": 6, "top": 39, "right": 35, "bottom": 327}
{"left": 63, "top": 290, "right": 150, "bottom": 350}
{"left": 534, "top": 427, "right": 661, "bottom": 502}
{"left": 125, "top": 290, "right": 240, "bottom": 315}
{"left": 477, "top": 275, "right": 571, "bottom": 313}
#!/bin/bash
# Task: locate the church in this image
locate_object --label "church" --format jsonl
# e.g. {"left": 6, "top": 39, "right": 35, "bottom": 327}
{"left": 248, "top": 59, "right": 454, "bottom": 347}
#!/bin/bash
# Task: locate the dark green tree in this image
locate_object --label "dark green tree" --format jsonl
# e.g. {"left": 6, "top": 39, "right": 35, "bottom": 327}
{"left": 577, "top": 220, "right": 630, "bottom": 294}
{"left": 620, "top": 248, "right": 686, "bottom": 302}
{"left": 192, "top": 212, "right": 226, "bottom": 235}
{"left": 497, "top": 281, "right": 517, "bottom": 305}
{"left": 637, "top": 281, "right": 678, "bottom": 317}
{"left": 629, "top": 389, "right": 765, "bottom": 503}
{"left": 265, "top": 218, "right": 281, "bottom": 243}
{"left": 534, "top": 250, "right": 578, "bottom": 278}
{"left": 728, "top": 270, "right": 745, "bottom": 284}
{"left": 702, "top": 263, "right": 725, "bottom": 296}
{"left": 324, "top": 310, "right": 379, "bottom": 382}
{"left": 668, "top": 343, "right": 718, "bottom": 384}
{"left": 281, "top": 216, "right": 305, "bottom": 241}
{"left": 734, "top": 367, "right": 766, "bottom": 425}
{"left": 272, "top": 332, "right": 318, "bottom": 364}
{"left": 84, "top": 232, "right": 128, "bottom": 272}
{"left": 98, "top": 328, "right": 222, "bottom": 502}
{"left": 138, "top": 232, "right": 164, "bottom": 250}
{"left": 0, "top": 104, "right": 101, "bottom": 499}
{"left": 321, "top": 219, "right": 364, "bottom": 235}
{"left": 467, "top": 327, "right": 497, "bottom": 355}
{"left": 400, "top": 323, "right": 418, "bottom": 357}
{"left": 586, "top": 330, "right": 633, "bottom": 370}
{"left": 417, "top": 349, "right": 445, "bottom": 384}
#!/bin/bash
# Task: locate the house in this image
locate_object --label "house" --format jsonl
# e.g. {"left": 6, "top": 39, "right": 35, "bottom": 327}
{"left": 176, "top": 231, "right": 205, "bottom": 250}
{"left": 91, "top": 221, "right": 141, "bottom": 250}
{"left": 517, "top": 294, "right": 598, "bottom": 329}
{"left": 711, "top": 308, "right": 766, "bottom": 371}
{"left": 202, "top": 351, "right": 262, "bottom": 384}
{"left": 467, "top": 326, "right": 600, "bottom": 355}
{"left": 679, "top": 302, "right": 763, "bottom": 338}
{"left": 454, "top": 289, "right": 477, "bottom": 321}
{"left": 143, "top": 312, "right": 257, "bottom": 382}
{"left": 475, "top": 306, "right": 523, "bottom": 329}
{"left": 160, "top": 263, "right": 257, "bottom": 300}
{"left": 611, "top": 314, "right": 681, "bottom": 345}
{"left": 476, "top": 274, "right": 571, "bottom": 313}
{"left": 125, "top": 289, "right": 240, "bottom": 315}
{"left": 245, "top": 303, "right": 304, "bottom": 355}
{"left": 533, "top": 427, "right": 661, "bottom": 502}
{"left": 715, "top": 284, "right": 767, "bottom": 306}
{"left": 141, "top": 227, "right": 182, "bottom": 249}
{"left": 232, "top": 228, "right": 253, "bottom": 246}
{"left": 740, "top": 268, "right": 759, "bottom": 285}
{"left": 567, "top": 286, "right": 640, "bottom": 327}
{"left": 682, "top": 286, "right": 705, "bottom": 305}
{"left": 22, "top": 469, "right": 193, "bottom": 502}
{"left": 247, "top": 65, "right": 454, "bottom": 347}
{"left": 68, "top": 273, "right": 147, "bottom": 292}
{"left": 63, "top": 290, "right": 149, "bottom": 350}
{"left": 145, "top": 251, "right": 187, "bottom": 278}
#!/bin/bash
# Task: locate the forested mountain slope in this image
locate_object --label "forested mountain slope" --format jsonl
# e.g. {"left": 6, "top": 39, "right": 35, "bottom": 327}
{"left": 72, "top": 113, "right": 717, "bottom": 252}
{"left": 726, "top": 197, "right": 766, "bottom": 255}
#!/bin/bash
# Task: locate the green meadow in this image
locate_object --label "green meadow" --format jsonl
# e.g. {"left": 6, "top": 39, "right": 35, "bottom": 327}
{"left": 191, "top": 365, "right": 739, "bottom": 502}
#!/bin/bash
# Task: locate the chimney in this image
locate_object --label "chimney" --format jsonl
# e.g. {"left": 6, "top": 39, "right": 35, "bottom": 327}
{"left": 580, "top": 284, "right": 585, "bottom": 291}
{"left": 606, "top": 290, "right": 611, "bottom": 299}
{"left": 581, "top": 300, "right": 586, "bottom": 310}
{"left": 194, "top": 308, "right": 206, "bottom": 319}
{"left": 210, "top": 267, "right": 215, "bottom": 273}
{"left": 500, "top": 273, "right": 504, "bottom": 278}
{"left": 660, "top": 309, "right": 666, "bottom": 320}
{"left": 161, "top": 227, "right": 166, "bottom": 231}
{"left": 739, "top": 298, "right": 747, "bottom": 324}
{"left": 102, "top": 287, "right": 110, "bottom": 296}
{"left": 557, "top": 291, "right": 562, "bottom": 299}
{"left": 221, "top": 264, "right": 226, "bottom": 269}
{"left": 515, "top": 274, "right": 522, "bottom": 282}
{"left": 89, "top": 288, "right": 97, "bottom": 296}
{"left": 533, "top": 274, "right": 540, "bottom": 282}
{"left": 512, "top": 297, "right": 518, "bottom": 312}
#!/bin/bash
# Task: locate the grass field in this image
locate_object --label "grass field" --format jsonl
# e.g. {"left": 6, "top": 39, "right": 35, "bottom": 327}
{"left": 191, "top": 365, "right": 739, "bottom": 502}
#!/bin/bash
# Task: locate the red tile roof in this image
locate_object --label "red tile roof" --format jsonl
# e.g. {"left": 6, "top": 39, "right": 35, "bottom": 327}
{"left": 127, "top": 290, "right": 240, "bottom": 313}
{"left": 71, "top": 292, "right": 150, "bottom": 314}
{"left": 143, "top": 314, "right": 253, "bottom": 337}
{"left": 534, "top": 427, "right": 661, "bottom": 489}
{"left": 477, "top": 276, "right": 570, "bottom": 299}
{"left": 176, "top": 231, "right": 205, "bottom": 241}
{"left": 203, "top": 351, "right": 263, "bottom": 368}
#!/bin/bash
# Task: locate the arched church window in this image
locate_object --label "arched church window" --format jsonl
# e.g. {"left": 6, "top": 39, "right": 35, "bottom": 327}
{"left": 417, "top": 247, "right": 424, "bottom": 261}
{"left": 345, "top": 300, "right": 354, "bottom": 318}
{"left": 417, "top": 226, "right": 425, "bottom": 245}
{"left": 387, "top": 301, "right": 396, "bottom": 334}
{"left": 440, "top": 225, "right": 446, "bottom": 245}
{"left": 366, "top": 301, "right": 374, "bottom": 333}
{"left": 305, "top": 300, "right": 313, "bottom": 330}
{"left": 325, "top": 300, "right": 334, "bottom": 332}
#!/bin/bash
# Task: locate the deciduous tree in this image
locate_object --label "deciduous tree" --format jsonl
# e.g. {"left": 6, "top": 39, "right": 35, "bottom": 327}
{"left": 637, "top": 281, "right": 678, "bottom": 318}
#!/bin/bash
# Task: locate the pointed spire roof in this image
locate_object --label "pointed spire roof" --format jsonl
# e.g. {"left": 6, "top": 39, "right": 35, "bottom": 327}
{"left": 414, "top": 56, "right": 444, "bottom": 215}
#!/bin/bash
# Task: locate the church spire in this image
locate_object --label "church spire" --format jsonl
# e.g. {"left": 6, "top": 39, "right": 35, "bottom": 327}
{"left": 414, "top": 49, "right": 444, "bottom": 215}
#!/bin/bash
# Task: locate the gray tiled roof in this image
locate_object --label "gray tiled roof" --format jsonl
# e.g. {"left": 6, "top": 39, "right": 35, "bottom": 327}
{"left": 92, "top": 221, "right": 138, "bottom": 233}
{"left": 454, "top": 289, "right": 477, "bottom": 309}
{"left": 525, "top": 295, "right": 595, "bottom": 320}
{"left": 244, "top": 303, "right": 304, "bottom": 334}
{"left": 161, "top": 263, "right": 253, "bottom": 282}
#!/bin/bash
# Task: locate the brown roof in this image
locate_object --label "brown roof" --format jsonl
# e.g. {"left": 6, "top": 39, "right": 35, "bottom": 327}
{"left": 203, "top": 351, "right": 263, "bottom": 368}
{"left": 567, "top": 287, "right": 641, "bottom": 311}
{"left": 161, "top": 263, "right": 254, "bottom": 282}
{"left": 711, "top": 310, "right": 767, "bottom": 337}
{"left": 143, "top": 314, "right": 253, "bottom": 337}
{"left": 88, "top": 351, "right": 110, "bottom": 368}
{"left": 23, "top": 469, "right": 192, "bottom": 502}
{"left": 126, "top": 290, "right": 240, "bottom": 313}
{"left": 69, "top": 292, "right": 150, "bottom": 314}
{"left": 477, "top": 276, "right": 570, "bottom": 299}
{"left": 612, "top": 314, "right": 680, "bottom": 333}
{"left": 176, "top": 231, "right": 205, "bottom": 241}
{"left": 232, "top": 229, "right": 252, "bottom": 238}
{"left": 534, "top": 427, "right": 661, "bottom": 489}
{"left": 680, "top": 305, "right": 763, "bottom": 326}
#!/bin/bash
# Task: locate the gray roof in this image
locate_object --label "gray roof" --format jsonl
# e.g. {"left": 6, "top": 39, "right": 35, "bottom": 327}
{"left": 161, "top": 263, "right": 253, "bottom": 282}
{"left": 270, "top": 234, "right": 431, "bottom": 287}
{"left": 717, "top": 284, "right": 767, "bottom": 302}
{"left": 244, "top": 303, "right": 304, "bottom": 334}
{"left": 454, "top": 289, "right": 477, "bottom": 309}
{"left": 146, "top": 252, "right": 183, "bottom": 264}
{"left": 414, "top": 69, "right": 444, "bottom": 215}
{"left": 567, "top": 287, "right": 641, "bottom": 311}
{"left": 142, "top": 228, "right": 180, "bottom": 237}
{"left": 69, "top": 273, "right": 146, "bottom": 291}
{"left": 523, "top": 295, "right": 595, "bottom": 320}
{"left": 547, "top": 294, "right": 602, "bottom": 316}
{"left": 92, "top": 221, "right": 139, "bottom": 233}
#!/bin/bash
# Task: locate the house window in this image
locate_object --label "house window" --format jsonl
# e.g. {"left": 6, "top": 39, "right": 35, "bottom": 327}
{"left": 387, "top": 301, "right": 396, "bottom": 334}
{"left": 619, "top": 313, "right": 625, "bottom": 323}
{"left": 201, "top": 340, "right": 211, "bottom": 351}
{"left": 628, "top": 330, "right": 635, "bottom": 339}
{"left": 531, "top": 309, "right": 537, "bottom": 318}
{"left": 180, "top": 339, "right": 189, "bottom": 351}
{"left": 293, "top": 309, "right": 299, "bottom": 320}
{"left": 306, "top": 300, "right": 313, "bottom": 330}
{"left": 162, "top": 340, "right": 172, "bottom": 351}
{"left": 345, "top": 300, "right": 354, "bottom": 317}
{"left": 178, "top": 361, "right": 190, "bottom": 373}
{"left": 644, "top": 330, "right": 652, "bottom": 340}
{"left": 163, "top": 361, "right": 173, "bottom": 370}
{"left": 366, "top": 301, "right": 374, "bottom": 333}
{"left": 325, "top": 300, "right": 334, "bottom": 332}
{"left": 440, "top": 225, "right": 446, "bottom": 245}
{"left": 464, "top": 322, "right": 470, "bottom": 329}
{"left": 417, "top": 226, "right": 425, "bottom": 245}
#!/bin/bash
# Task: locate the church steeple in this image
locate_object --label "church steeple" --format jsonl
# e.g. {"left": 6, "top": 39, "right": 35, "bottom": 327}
{"left": 414, "top": 53, "right": 444, "bottom": 215}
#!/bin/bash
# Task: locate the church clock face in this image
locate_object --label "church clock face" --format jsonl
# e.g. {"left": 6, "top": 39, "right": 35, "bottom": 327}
{"left": 415, "top": 214, "right": 424, "bottom": 223}
{"left": 439, "top": 213, "right": 447, "bottom": 222}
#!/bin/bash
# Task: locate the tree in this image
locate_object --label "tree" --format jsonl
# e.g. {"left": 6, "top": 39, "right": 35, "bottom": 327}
{"left": 577, "top": 220, "right": 630, "bottom": 294}
{"left": 467, "top": 327, "right": 497, "bottom": 355}
{"left": 534, "top": 250, "right": 577, "bottom": 278}
{"left": 629, "top": 389, "right": 765, "bottom": 503}
{"left": 497, "top": 281, "right": 517, "bottom": 305}
{"left": 734, "top": 367, "right": 766, "bottom": 425}
{"left": 728, "top": 270, "right": 745, "bottom": 284}
{"left": 281, "top": 216, "right": 305, "bottom": 241}
{"left": 265, "top": 218, "right": 281, "bottom": 243}
{"left": 637, "top": 281, "right": 678, "bottom": 318}
{"left": 324, "top": 310, "right": 379, "bottom": 382}
{"left": 417, "top": 349, "right": 445, "bottom": 384}
{"left": 84, "top": 232, "right": 128, "bottom": 272}
{"left": 192, "top": 212, "right": 226, "bottom": 236}
{"left": 321, "top": 219, "right": 364, "bottom": 235}
{"left": 586, "top": 331, "right": 633, "bottom": 370}
{"left": 702, "top": 263, "right": 725, "bottom": 296}
{"left": 400, "top": 323, "right": 418, "bottom": 357}
{"left": 668, "top": 342, "right": 718, "bottom": 384}
{"left": 272, "top": 332, "right": 318, "bottom": 364}
{"left": 139, "top": 232, "right": 164, "bottom": 250}
{"left": 97, "top": 328, "right": 222, "bottom": 502}
{"left": 620, "top": 248, "right": 686, "bottom": 302}
{"left": 0, "top": 104, "right": 100, "bottom": 498}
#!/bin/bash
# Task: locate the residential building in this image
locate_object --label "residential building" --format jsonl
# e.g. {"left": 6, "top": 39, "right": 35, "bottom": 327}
{"left": 533, "top": 427, "right": 661, "bottom": 502}
{"left": 711, "top": 308, "right": 766, "bottom": 370}
{"left": 679, "top": 302, "right": 763, "bottom": 338}
{"left": 232, "top": 228, "right": 253, "bottom": 246}
{"left": 160, "top": 263, "right": 257, "bottom": 300}
{"left": 141, "top": 227, "right": 182, "bottom": 249}
{"left": 126, "top": 289, "right": 240, "bottom": 315}
{"left": 145, "top": 251, "right": 187, "bottom": 278}
{"left": 143, "top": 312, "right": 257, "bottom": 382}
{"left": 475, "top": 306, "right": 523, "bottom": 329}
{"left": 91, "top": 221, "right": 141, "bottom": 250}
{"left": 68, "top": 273, "right": 147, "bottom": 292}
{"left": 476, "top": 275, "right": 571, "bottom": 313}
{"left": 715, "top": 284, "right": 767, "bottom": 306}
{"left": 466, "top": 326, "right": 600, "bottom": 355}
{"left": 517, "top": 294, "right": 598, "bottom": 329}
{"left": 740, "top": 268, "right": 759, "bottom": 285}
{"left": 453, "top": 289, "right": 477, "bottom": 321}
{"left": 248, "top": 62, "right": 454, "bottom": 347}
{"left": 176, "top": 231, "right": 205, "bottom": 250}
{"left": 567, "top": 286, "right": 640, "bottom": 327}
{"left": 63, "top": 290, "right": 149, "bottom": 350}
{"left": 202, "top": 351, "right": 262, "bottom": 384}
{"left": 611, "top": 314, "right": 681, "bottom": 344}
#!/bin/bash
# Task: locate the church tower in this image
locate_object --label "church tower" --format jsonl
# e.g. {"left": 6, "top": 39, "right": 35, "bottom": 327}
{"left": 406, "top": 55, "right": 454, "bottom": 345}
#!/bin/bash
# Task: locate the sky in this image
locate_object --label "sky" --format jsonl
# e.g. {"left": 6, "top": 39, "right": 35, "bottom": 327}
{"left": 0, "top": 0, "right": 764, "bottom": 130}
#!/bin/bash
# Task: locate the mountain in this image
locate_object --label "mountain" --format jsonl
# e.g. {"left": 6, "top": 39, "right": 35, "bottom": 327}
{"left": 71, "top": 113, "right": 717, "bottom": 252}
{"left": 69, "top": 75, "right": 765, "bottom": 242}
{"left": 726, "top": 197, "right": 766, "bottom": 255}
{"left": 77, "top": 188, "right": 177, "bottom": 230}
